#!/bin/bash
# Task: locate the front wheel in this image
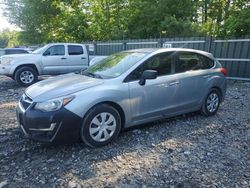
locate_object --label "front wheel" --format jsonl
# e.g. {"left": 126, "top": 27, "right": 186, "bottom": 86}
{"left": 81, "top": 104, "right": 122, "bottom": 147}
{"left": 14, "top": 67, "right": 38, "bottom": 86}
{"left": 201, "top": 89, "right": 221, "bottom": 116}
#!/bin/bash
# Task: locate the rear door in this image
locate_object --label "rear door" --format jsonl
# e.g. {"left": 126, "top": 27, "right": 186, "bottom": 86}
{"left": 65, "top": 45, "right": 88, "bottom": 72}
{"left": 42, "top": 45, "right": 67, "bottom": 74}
{"left": 172, "top": 51, "right": 214, "bottom": 111}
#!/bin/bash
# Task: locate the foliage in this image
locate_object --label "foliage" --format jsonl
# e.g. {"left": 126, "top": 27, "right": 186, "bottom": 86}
{"left": 0, "top": 29, "right": 20, "bottom": 48}
{"left": 2, "top": 0, "right": 250, "bottom": 45}
{"left": 223, "top": 7, "right": 250, "bottom": 37}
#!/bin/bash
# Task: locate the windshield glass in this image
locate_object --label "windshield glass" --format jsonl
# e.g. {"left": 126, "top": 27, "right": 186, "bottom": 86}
{"left": 32, "top": 45, "right": 48, "bottom": 54}
{"left": 82, "top": 52, "right": 147, "bottom": 79}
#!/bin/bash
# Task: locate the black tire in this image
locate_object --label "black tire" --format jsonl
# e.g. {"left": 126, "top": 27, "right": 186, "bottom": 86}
{"left": 14, "top": 66, "right": 38, "bottom": 86}
{"left": 81, "top": 104, "right": 121, "bottom": 147}
{"left": 201, "top": 88, "right": 221, "bottom": 116}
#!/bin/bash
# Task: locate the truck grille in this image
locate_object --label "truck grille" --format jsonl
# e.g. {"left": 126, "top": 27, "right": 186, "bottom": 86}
{"left": 20, "top": 93, "right": 33, "bottom": 110}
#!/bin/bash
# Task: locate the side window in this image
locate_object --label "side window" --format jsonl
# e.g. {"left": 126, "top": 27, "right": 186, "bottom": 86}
{"left": 5, "top": 50, "right": 14, "bottom": 55}
{"left": 175, "top": 52, "right": 215, "bottom": 73}
{"left": 199, "top": 55, "right": 214, "bottom": 69}
{"left": 126, "top": 53, "right": 173, "bottom": 81}
{"left": 175, "top": 52, "right": 200, "bottom": 73}
{"left": 68, "top": 45, "right": 83, "bottom": 55}
{"left": 44, "top": 45, "right": 65, "bottom": 56}
{"left": 7, "top": 49, "right": 28, "bottom": 54}
{"left": 5, "top": 50, "right": 13, "bottom": 55}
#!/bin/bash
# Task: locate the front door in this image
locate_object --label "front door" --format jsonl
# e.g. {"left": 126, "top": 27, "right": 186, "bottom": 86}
{"left": 42, "top": 44, "right": 67, "bottom": 74}
{"left": 126, "top": 52, "right": 177, "bottom": 124}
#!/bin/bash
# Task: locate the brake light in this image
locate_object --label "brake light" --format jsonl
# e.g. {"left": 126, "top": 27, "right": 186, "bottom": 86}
{"left": 220, "top": 68, "right": 227, "bottom": 76}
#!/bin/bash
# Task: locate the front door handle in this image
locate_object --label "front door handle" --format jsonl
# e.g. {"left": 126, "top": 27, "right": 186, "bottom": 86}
{"left": 61, "top": 57, "right": 67, "bottom": 60}
{"left": 81, "top": 57, "right": 86, "bottom": 59}
{"left": 169, "top": 81, "right": 180, "bottom": 86}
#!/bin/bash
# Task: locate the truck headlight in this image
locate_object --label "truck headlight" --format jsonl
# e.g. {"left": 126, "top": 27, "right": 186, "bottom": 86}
{"left": 34, "top": 96, "right": 74, "bottom": 112}
{"left": 1, "top": 57, "right": 13, "bottom": 65}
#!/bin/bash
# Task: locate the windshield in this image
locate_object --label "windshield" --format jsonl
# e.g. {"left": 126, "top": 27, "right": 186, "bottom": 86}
{"left": 82, "top": 52, "right": 147, "bottom": 79}
{"left": 32, "top": 45, "right": 48, "bottom": 54}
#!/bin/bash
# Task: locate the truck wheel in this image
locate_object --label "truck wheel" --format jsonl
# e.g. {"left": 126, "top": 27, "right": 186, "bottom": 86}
{"left": 14, "top": 67, "right": 38, "bottom": 86}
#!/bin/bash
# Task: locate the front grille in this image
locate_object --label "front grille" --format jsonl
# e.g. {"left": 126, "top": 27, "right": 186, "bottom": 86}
{"left": 20, "top": 93, "right": 33, "bottom": 110}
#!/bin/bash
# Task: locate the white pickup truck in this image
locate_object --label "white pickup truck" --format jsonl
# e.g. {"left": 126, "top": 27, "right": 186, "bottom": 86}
{"left": 0, "top": 43, "right": 106, "bottom": 86}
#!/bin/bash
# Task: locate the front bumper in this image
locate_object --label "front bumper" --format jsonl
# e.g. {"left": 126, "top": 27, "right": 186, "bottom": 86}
{"left": 16, "top": 100, "right": 82, "bottom": 144}
{"left": 0, "top": 64, "right": 12, "bottom": 75}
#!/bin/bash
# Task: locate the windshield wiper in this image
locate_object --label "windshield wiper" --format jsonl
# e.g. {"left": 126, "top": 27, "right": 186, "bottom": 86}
{"left": 81, "top": 71, "right": 103, "bottom": 79}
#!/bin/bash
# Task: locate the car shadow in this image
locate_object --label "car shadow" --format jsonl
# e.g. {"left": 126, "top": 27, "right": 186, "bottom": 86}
{"left": 0, "top": 110, "right": 220, "bottom": 186}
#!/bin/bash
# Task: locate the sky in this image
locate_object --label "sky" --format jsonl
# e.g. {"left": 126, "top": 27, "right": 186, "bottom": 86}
{"left": 0, "top": 1, "right": 20, "bottom": 31}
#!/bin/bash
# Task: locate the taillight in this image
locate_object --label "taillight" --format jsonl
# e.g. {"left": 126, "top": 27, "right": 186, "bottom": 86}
{"left": 220, "top": 68, "right": 227, "bottom": 76}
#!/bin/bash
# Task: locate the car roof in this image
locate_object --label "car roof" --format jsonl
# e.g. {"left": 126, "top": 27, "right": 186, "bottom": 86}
{"left": 126, "top": 48, "right": 214, "bottom": 59}
{"left": 47, "top": 43, "right": 84, "bottom": 46}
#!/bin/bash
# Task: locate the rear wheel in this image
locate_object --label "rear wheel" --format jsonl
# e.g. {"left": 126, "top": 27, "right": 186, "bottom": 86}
{"left": 81, "top": 104, "right": 121, "bottom": 147}
{"left": 14, "top": 66, "right": 38, "bottom": 86}
{"left": 201, "top": 89, "right": 221, "bottom": 116}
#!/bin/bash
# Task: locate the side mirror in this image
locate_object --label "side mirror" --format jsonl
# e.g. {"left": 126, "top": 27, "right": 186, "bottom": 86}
{"left": 43, "top": 51, "right": 50, "bottom": 56}
{"left": 139, "top": 70, "right": 157, "bottom": 86}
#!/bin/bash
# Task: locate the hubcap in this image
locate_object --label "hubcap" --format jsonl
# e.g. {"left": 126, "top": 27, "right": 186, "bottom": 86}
{"left": 206, "top": 92, "right": 219, "bottom": 113}
{"left": 20, "top": 71, "right": 34, "bottom": 84}
{"left": 89, "top": 112, "right": 116, "bottom": 142}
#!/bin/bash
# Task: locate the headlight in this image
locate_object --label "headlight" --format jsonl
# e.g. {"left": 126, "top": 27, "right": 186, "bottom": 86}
{"left": 34, "top": 96, "right": 74, "bottom": 112}
{"left": 1, "top": 57, "right": 13, "bottom": 65}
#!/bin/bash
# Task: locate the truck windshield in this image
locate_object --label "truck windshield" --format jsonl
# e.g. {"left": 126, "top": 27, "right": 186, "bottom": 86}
{"left": 32, "top": 45, "right": 48, "bottom": 54}
{"left": 82, "top": 52, "right": 148, "bottom": 79}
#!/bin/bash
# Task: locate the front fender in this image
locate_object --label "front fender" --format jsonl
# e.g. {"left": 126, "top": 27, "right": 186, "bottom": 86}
{"left": 65, "top": 84, "right": 131, "bottom": 127}
{"left": 9, "top": 60, "right": 42, "bottom": 75}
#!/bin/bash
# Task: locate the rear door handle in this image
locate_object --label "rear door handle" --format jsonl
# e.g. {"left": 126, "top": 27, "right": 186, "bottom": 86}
{"left": 169, "top": 81, "right": 180, "bottom": 86}
{"left": 81, "top": 57, "right": 86, "bottom": 59}
{"left": 61, "top": 57, "right": 67, "bottom": 60}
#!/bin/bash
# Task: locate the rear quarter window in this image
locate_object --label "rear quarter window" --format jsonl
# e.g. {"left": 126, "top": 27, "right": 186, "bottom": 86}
{"left": 198, "top": 55, "right": 214, "bottom": 69}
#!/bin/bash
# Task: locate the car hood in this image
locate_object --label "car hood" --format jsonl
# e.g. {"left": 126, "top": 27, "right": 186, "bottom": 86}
{"left": 25, "top": 73, "right": 104, "bottom": 102}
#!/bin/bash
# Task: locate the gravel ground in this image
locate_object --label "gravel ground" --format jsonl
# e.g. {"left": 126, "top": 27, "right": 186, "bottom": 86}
{"left": 0, "top": 76, "right": 249, "bottom": 188}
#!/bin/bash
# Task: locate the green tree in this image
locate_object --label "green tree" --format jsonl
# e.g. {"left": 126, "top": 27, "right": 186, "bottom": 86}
{"left": 126, "top": 0, "right": 200, "bottom": 38}
{"left": 223, "top": 7, "right": 250, "bottom": 37}
{"left": 198, "top": 0, "right": 250, "bottom": 37}
{"left": 4, "top": 0, "right": 89, "bottom": 43}
{"left": 0, "top": 29, "right": 20, "bottom": 48}
{"left": 2, "top": 0, "right": 250, "bottom": 44}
